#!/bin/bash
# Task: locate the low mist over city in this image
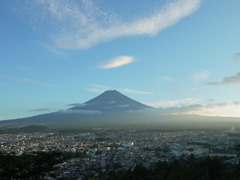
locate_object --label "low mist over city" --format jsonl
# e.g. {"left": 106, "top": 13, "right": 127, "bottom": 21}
{"left": 1, "top": 0, "right": 240, "bottom": 179}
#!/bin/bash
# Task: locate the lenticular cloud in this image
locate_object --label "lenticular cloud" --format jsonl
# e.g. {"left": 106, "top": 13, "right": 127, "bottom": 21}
{"left": 100, "top": 56, "right": 134, "bottom": 69}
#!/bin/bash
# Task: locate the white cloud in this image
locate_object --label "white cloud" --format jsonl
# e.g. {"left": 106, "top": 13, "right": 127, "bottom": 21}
{"left": 20, "top": 0, "right": 201, "bottom": 49}
{"left": 87, "top": 88, "right": 105, "bottom": 93}
{"left": 87, "top": 84, "right": 110, "bottom": 93}
{"left": 5, "top": 75, "right": 55, "bottom": 87}
{"left": 121, "top": 88, "right": 152, "bottom": 95}
{"left": 145, "top": 98, "right": 201, "bottom": 107}
{"left": 160, "top": 76, "right": 174, "bottom": 82}
{"left": 100, "top": 56, "right": 135, "bottom": 69}
{"left": 89, "top": 84, "right": 109, "bottom": 89}
{"left": 191, "top": 70, "right": 211, "bottom": 84}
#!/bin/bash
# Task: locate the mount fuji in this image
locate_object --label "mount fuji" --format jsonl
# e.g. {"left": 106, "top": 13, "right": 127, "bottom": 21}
{"left": 1, "top": 90, "right": 239, "bottom": 129}
{"left": 0, "top": 90, "right": 154, "bottom": 128}
{"left": 68, "top": 90, "right": 152, "bottom": 113}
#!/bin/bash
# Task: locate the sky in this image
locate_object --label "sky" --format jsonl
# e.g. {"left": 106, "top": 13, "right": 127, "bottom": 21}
{"left": 1, "top": 0, "right": 240, "bottom": 120}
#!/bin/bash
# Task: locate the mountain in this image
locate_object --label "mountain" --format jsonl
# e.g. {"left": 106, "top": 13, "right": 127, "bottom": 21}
{"left": 69, "top": 90, "right": 152, "bottom": 113}
{"left": 0, "top": 90, "right": 154, "bottom": 128}
{"left": 1, "top": 90, "right": 239, "bottom": 130}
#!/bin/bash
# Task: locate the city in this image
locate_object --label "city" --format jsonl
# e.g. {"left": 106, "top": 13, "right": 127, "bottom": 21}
{"left": 1, "top": 128, "right": 239, "bottom": 179}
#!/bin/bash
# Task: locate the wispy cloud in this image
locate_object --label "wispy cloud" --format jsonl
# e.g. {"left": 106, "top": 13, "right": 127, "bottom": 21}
{"left": 87, "top": 84, "right": 109, "bottom": 93}
{"left": 19, "top": 0, "right": 201, "bottom": 49}
{"left": 17, "top": 65, "right": 31, "bottom": 73}
{"left": 234, "top": 53, "right": 240, "bottom": 61}
{"left": 145, "top": 98, "right": 201, "bottom": 107}
{"left": 173, "top": 103, "right": 231, "bottom": 116}
{"left": 207, "top": 72, "right": 240, "bottom": 86}
{"left": 87, "top": 84, "right": 151, "bottom": 95}
{"left": 67, "top": 103, "right": 86, "bottom": 107}
{"left": 157, "top": 102, "right": 240, "bottom": 117}
{"left": 89, "top": 84, "right": 109, "bottom": 89}
{"left": 160, "top": 76, "right": 174, "bottom": 82}
{"left": 100, "top": 56, "right": 135, "bottom": 69}
{"left": 87, "top": 88, "right": 106, "bottom": 93}
{"left": 121, "top": 88, "right": 152, "bottom": 95}
{"left": 39, "top": 43, "right": 68, "bottom": 57}
{"left": 5, "top": 75, "right": 55, "bottom": 87}
{"left": 191, "top": 70, "right": 211, "bottom": 84}
{"left": 207, "top": 99, "right": 215, "bottom": 102}
{"left": 28, "top": 108, "right": 51, "bottom": 112}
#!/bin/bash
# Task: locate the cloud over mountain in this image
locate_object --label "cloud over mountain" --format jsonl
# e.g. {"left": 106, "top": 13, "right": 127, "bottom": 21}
{"left": 158, "top": 103, "right": 232, "bottom": 117}
{"left": 145, "top": 98, "right": 200, "bottom": 107}
{"left": 28, "top": 108, "right": 51, "bottom": 112}
{"left": 87, "top": 84, "right": 151, "bottom": 95}
{"left": 121, "top": 88, "right": 151, "bottom": 95}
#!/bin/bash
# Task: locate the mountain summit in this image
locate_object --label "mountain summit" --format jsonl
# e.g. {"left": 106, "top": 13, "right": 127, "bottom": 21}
{"left": 69, "top": 90, "right": 152, "bottom": 113}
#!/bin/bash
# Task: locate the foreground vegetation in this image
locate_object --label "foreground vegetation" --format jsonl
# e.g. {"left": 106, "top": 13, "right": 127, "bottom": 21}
{"left": 0, "top": 151, "right": 240, "bottom": 179}
{"left": 0, "top": 151, "right": 63, "bottom": 179}
{"left": 98, "top": 156, "right": 240, "bottom": 180}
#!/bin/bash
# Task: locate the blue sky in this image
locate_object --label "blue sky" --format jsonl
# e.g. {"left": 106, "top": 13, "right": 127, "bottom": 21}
{"left": 1, "top": 0, "right": 240, "bottom": 120}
